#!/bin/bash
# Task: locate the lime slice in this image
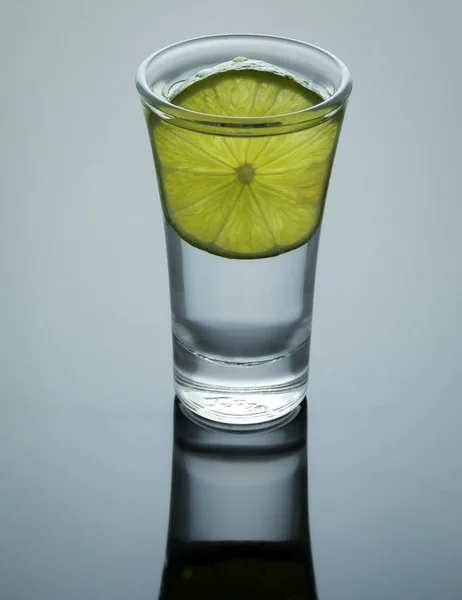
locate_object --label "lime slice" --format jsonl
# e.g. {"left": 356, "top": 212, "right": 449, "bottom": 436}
{"left": 151, "top": 58, "right": 340, "bottom": 258}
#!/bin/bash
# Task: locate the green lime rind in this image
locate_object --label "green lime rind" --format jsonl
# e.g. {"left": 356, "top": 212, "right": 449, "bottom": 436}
{"left": 166, "top": 57, "right": 324, "bottom": 107}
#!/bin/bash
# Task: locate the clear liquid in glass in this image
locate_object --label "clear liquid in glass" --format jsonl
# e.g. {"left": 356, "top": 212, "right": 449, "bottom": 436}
{"left": 166, "top": 223, "right": 320, "bottom": 424}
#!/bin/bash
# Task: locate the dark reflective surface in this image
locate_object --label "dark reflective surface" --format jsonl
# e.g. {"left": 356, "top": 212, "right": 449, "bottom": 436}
{"left": 159, "top": 399, "right": 317, "bottom": 599}
{"left": 1, "top": 395, "right": 461, "bottom": 600}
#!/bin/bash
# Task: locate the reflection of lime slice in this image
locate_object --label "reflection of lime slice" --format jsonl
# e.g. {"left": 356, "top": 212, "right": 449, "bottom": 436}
{"left": 151, "top": 58, "right": 340, "bottom": 258}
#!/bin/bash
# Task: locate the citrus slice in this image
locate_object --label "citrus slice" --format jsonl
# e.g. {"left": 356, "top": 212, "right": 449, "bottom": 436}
{"left": 151, "top": 58, "right": 340, "bottom": 258}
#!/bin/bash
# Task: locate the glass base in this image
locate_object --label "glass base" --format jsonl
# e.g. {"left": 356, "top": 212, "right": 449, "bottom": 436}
{"left": 173, "top": 339, "right": 309, "bottom": 425}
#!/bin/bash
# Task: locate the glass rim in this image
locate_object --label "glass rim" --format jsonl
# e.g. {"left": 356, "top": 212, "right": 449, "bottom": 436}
{"left": 136, "top": 33, "right": 352, "bottom": 131}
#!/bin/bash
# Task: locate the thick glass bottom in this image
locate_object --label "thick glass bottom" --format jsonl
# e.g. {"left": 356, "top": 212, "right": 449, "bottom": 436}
{"left": 174, "top": 338, "right": 309, "bottom": 425}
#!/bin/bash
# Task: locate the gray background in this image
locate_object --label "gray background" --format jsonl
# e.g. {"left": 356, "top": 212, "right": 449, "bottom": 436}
{"left": 1, "top": 0, "right": 461, "bottom": 598}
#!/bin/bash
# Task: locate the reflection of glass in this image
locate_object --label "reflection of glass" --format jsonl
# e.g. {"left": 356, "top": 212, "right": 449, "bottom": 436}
{"left": 137, "top": 35, "right": 352, "bottom": 425}
{"left": 158, "top": 398, "right": 318, "bottom": 599}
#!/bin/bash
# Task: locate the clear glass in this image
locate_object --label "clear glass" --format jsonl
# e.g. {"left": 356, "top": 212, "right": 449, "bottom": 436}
{"left": 136, "top": 34, "right": 352, "bottom": 425}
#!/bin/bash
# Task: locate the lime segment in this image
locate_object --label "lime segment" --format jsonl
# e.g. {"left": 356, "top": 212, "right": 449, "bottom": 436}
{"left": 151, "top": 59, "right": 340, "bottom": 258}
